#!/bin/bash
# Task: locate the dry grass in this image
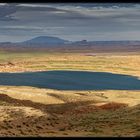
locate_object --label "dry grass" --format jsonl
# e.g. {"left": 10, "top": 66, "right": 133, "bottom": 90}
{"left": 0, "top": 51, "right": 139, "bottom": 136}
{"left": 0, "top": 52, "right": 140, "bottom": 77}
{"left": 0, "top": 89, "right": 139, "bottom": 137}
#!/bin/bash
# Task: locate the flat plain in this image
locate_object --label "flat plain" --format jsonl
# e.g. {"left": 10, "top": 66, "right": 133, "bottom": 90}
{"left": 0, "top": 51, "right": 140, "bottom": 137}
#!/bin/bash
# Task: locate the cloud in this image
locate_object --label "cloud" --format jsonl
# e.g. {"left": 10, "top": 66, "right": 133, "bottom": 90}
{"left": 0, "top": 3, "right": 140, "bottom": 42}
{"left": 0, "top": 4, "right": 19, "bottom": 21}
{"left": 17, "top": 3, "right": 68, "bottom": 13}
{"left": 0, "top": 3, "right": 7, "bottom": 6}
{"left": 1, "top": 25, "right": 43, "bottom": 30}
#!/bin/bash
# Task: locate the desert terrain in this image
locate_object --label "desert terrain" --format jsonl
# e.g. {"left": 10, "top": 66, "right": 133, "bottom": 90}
{"left": 0, "top": 51, "right": 139, "bottom": 137}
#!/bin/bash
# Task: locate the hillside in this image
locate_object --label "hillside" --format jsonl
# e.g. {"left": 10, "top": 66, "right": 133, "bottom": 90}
{"left": 22, "top": 36, "right": 70, "bottom": 45}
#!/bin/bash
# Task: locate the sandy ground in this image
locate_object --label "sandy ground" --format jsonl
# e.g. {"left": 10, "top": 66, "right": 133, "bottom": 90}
{"left": 0, "top": 86, "right": 139, "bottom": 137}
{"left": 0, "top": 53, "right": 139, "bottom": 137}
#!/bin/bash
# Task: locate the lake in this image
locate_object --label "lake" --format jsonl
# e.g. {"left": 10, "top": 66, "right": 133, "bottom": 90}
{"left": 0, "top": 70, "right": 139, "bottom": 90}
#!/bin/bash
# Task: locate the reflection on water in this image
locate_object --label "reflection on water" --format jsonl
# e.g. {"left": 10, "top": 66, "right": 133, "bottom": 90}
{"left": 0, "top": 70, "right": 140, "bottom": 90}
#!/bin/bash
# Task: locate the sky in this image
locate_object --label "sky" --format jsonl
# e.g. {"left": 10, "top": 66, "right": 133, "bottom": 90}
{"left": 0, "top": 3, "right": 140, "bottom": 42}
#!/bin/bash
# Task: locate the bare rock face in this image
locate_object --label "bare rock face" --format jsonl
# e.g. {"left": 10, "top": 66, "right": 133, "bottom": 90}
{"left": 0, "top": 62, "right": 17, "bottom": 72}
{"left": 7, "top": 62, "right": 15, "bottom": 66}
{"left": 0, "top": 62, "right": 15, "bottom": 67}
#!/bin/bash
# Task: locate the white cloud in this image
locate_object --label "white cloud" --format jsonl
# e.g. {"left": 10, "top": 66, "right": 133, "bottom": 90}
{"left": 0, "top": 3, "right": 140, "bottom": 42}
{"left": 2, "top": 25, "right": 43, "bottom": 30}
{"left": 50, "top": 11, "right": 66, "bottom": 14}
{"left": 0, "top": 3, "right": 7, "bottom": 6}
{"left": 18, "top": 4, "right": 51, "bottom": 8}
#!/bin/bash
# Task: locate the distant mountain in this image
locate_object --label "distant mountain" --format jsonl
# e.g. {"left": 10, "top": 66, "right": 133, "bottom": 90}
{"left": 71, "top": 40, "right": 140, "bottom": 46}
{"left": 22, "top": 36, "right": 70, "bottom": 45}
{"left": 71, "top": 40, "right": 89, "bottom": 46}
{"left": 0, "top": 42, "right": 12, "bottom": 44}
{"left": 0, "top": 36, "right": 140, "bottom": 53}
{"left": 1, "top": 35, "right": 140, "bottom": 48}
{"left": 88, "top": 41, "right": 140, "bottom": 46}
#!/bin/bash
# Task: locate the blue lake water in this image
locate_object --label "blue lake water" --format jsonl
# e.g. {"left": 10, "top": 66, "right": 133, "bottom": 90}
{"left": 0, "top": 70, "right": 140, "bottom": 90}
